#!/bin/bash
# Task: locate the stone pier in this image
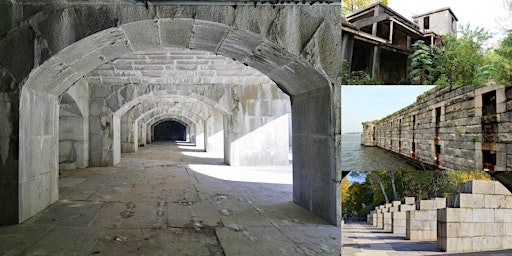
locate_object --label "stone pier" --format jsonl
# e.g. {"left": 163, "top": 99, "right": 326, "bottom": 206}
{"left": 438, "top": 180, "right": 512, "bottom": 252}
{"left": 392, "top": 197, "right": 416, "bottom": 235}
{"left": 406, "top": 197, "right": 446, "bottom": 241}
{"left": 383, "top": 201, "right": 401, "bottom": 231}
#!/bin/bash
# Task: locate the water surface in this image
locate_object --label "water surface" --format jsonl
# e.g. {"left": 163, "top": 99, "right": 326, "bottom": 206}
{"left": 342, "top": 133, "right": 419, "bottom": 171}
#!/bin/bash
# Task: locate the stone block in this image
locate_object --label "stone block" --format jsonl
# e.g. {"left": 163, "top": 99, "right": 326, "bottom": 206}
{"left": 472, "top": 208, "right": 495, "bottom": 222}
{"left": 504, "top": 236, "right": 512, "bottom": 249}
{"left": 405, "top": 196, "right": 415, "bottom": 205}
{"left": 505, "top": 223, "right": 512, "bottom": 235}
{"left": 485, "top": 194, "right": 499, "bottom": 208}
{"left": 408, "top": 230, "right": 436, "bottom": 241}
{"left": 446, "top": 223, "right": 465, "bottom": 238}
{"left": 495, "top": 208, "right": 512, "bottom": 222}
{"left": 495, "top": 182, "right": 512, "bottom": 195}
{"left": 417, "top": 200, "right": 434, "bottom": 210}
{"left": 473, "top": 236, "right": 498, "bottom": 251}
{"left": 389, "top": 206, "right": 399, "bottom": 212}
{"left": 399, "top": 204, "right": 415, "bottom": 212}
{"left": 434, "top": 197, "right": 447, "bottom": 209}
{"left": 473, "top": 222, "right": 485, "bottom": 236}
{"left": 453, "top": 193, "right": 485, "bottom": 208}
{"left": 385, "top": 203, "right": 392, "bottom": 208}
{"left": 485, "top": 222, "right": 505, "bottom": 236}
{"left": 440, "top": 237, "right": 473, "bottom": 252}
{"left": 463, "top": 180, "right": 495, "bottom": 194}
{"left": 392, "top": 201, "right": 401, "bottom": 207}
{"left": 439, "top": 208, "right": 473, "bottom": 222}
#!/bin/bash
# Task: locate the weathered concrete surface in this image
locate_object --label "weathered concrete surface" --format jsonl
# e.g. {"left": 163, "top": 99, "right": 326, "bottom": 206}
{"left": 0, "top": 142, "right": 340, "bottom": 255}
{"left": 1, "top": 2, "right": 341, "bottom": 226}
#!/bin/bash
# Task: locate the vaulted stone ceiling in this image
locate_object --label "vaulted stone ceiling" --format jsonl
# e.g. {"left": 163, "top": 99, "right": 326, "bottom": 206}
{"left": 85, "top": 48, "right": 274, "bottom": 87}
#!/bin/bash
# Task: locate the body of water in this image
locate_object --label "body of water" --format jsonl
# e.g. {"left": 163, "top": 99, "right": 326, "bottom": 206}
{"left": 342, "top": 133, "right": 419, "bottom": 171}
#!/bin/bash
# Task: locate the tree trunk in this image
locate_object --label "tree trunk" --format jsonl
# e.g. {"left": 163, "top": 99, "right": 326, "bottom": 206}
{"left": 378, "top": 179, "right": 389, "bottom": 204}
{"left": 389, "top": 171, "right": 398, "bottom": 201}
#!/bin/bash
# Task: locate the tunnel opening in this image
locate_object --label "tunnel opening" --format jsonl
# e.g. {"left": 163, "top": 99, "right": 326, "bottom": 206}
{"left": 153, "top": 120, "right": 187, "bottom": 142}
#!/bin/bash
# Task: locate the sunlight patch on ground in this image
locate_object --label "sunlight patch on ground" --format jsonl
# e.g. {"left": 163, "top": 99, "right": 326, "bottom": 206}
{"left": 181, "top": 151, "right": 223, "bottom": 159}
{"left": 187, "top": 164, "right": 293, "bottom": 185}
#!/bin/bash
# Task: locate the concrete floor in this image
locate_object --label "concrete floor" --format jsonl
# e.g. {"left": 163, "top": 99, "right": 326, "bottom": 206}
{"left": 0, "top": 142, "right": 340, "bottom": 255}
{"left": 342, "top": 221, "right": 512, "bottom": 256}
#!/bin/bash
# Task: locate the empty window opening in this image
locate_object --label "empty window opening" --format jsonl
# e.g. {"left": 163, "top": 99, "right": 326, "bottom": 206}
{"left": 482, "top": 90, "right": 497, "bottom": 143}
{"left": 154, "top": 121, "right": 187, "bottom": 141}
{"left": 482, "top": 150, "right": 496, "bottom": 171}
{"left": 435, "top": 107, "right": 441, "bottom": 140}
{"left": 435, "top": 144, "right": 441, "bottom": 168}
{"left": 424, "top": 16, "right": 430, "bottom": 30}
{"left": 398, "top": 119, "right": 402, "bottom": 153}
{"left": 482, "top": 90, "right": 497, "bottom": 117}
{"left": 372, "top": 127, "right": 376, "bottom": 141}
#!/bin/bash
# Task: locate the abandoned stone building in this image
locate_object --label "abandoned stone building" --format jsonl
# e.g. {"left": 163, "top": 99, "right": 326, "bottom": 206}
{"left": 341, "top": 2, "right": 457, "bottom": 84}
{"left": 0, "top": 1, "right": 341, "bottom": 254}
{"left": 360, "top": 85, "right": 512, "bottom": 186}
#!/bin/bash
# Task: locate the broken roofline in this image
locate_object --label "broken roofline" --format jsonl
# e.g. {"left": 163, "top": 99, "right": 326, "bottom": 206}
{"left": 344, "top": 1, "right": 419, "bottom": 30}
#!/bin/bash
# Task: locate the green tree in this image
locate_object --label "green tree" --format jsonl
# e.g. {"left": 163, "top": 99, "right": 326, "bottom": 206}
{"left": 487, "top": 33, "right": 512, "bottom": 84}
{"left": 433, "top": 24, "right": 493, "bottom": 85}
{"left": 408, "top": 40, "right": 435, "bottom": 85}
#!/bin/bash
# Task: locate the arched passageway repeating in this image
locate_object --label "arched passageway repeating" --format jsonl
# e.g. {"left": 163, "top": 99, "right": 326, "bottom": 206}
{"left": 1, "top": 4, "right": 341, "bottom": 226}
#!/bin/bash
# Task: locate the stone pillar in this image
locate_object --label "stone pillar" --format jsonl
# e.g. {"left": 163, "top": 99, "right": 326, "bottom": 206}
{"left": 392, "top": 197, "right": 415, "bottom": 235}
{"left": 383, "top": 201, "right": 401, "bottom": 231}
{"left": 371, "top": 46, "right": 381, "bottom": 81}
{"left": 341, "top": 33, "right": 354, "bottom": 75}
{"left": 19, "top": 87, "right": 60, "bottom": 223}
{"left": 292, "top": 87, "right": 339, "bottom": 225}
{"left": 206, "top": 110, "right": 224, "bottom": 154}
{"left": 438, "top": 180, "right": 512, "bottom": 252}
{"left": 406, "top": 197, "right": 446, "bottom": 241}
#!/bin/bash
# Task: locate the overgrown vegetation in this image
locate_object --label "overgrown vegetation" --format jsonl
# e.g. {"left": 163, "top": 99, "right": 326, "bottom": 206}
{"left": 342, "top": 170, "right": 491, "bottom": 218}
{"left": 342, "top": 60, "right": 380, "bottom": 85}
{"left": 408, "top": 24, "right": 512, "bottom": 85}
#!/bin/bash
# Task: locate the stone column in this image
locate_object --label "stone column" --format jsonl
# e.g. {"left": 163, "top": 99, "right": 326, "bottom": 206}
{"left": 393, "top": 197, "right": 415, "bottom": 235}
{"left": 341, "top": 33, "right": 354, "bottom": 75}
{"left": 371, "top": 46, "right": 381, "bottom": 81}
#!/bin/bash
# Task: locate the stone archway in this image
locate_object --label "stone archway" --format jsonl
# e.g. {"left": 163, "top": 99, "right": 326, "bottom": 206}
{"left": 15, "top": 17, "right": 340, "bottom": 224}
{"left": 137, "top": 108, "right": 207, "bottom": 152}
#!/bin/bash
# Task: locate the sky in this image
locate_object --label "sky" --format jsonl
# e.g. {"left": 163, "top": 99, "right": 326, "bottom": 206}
{"left": 341, "top": 86, "right": 435, "bottom": 133}
{"left": 387, "top": 0, "right": 508, "bottom": 45}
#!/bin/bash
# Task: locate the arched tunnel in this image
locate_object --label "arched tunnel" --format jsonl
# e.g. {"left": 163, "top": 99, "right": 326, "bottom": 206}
{"left": 153, "top": 120, "right": 187, "bottom": 141}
